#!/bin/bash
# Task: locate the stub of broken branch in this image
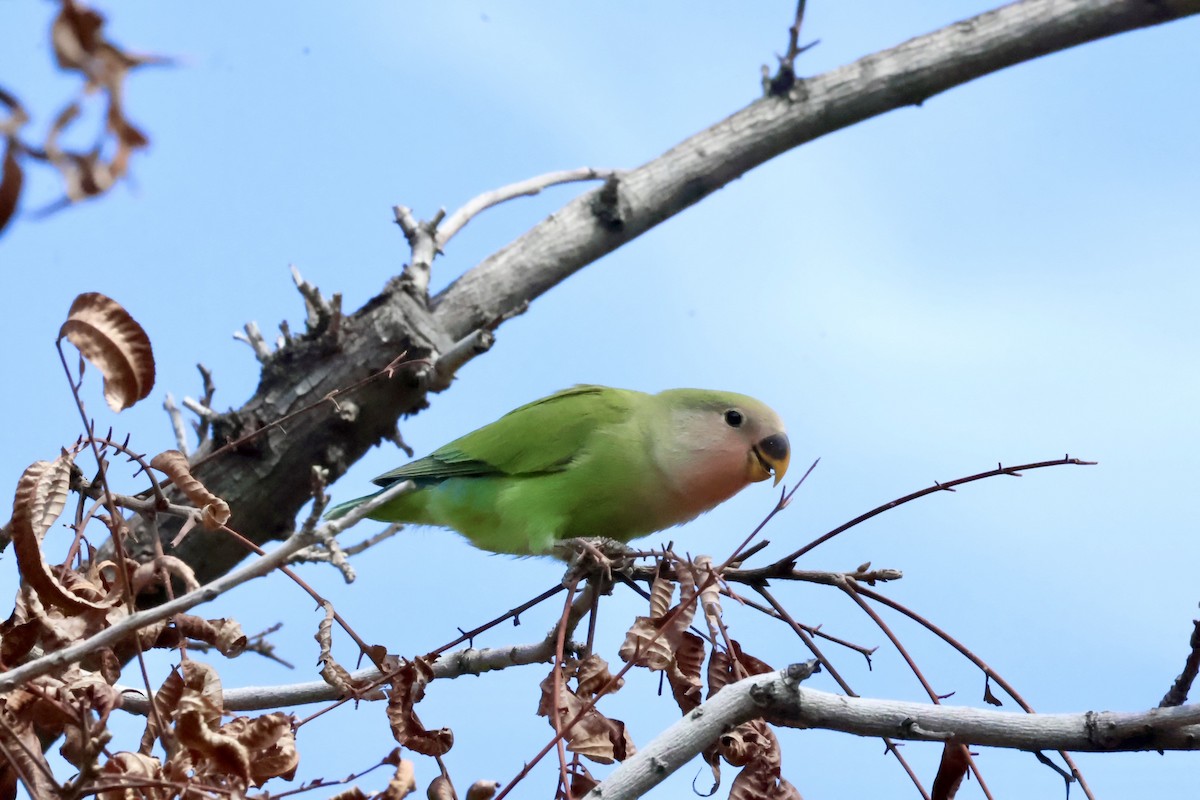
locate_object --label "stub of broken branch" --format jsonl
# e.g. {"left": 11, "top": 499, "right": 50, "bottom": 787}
{"left": 421, "top": 329, "right": 495, "bottom": 392}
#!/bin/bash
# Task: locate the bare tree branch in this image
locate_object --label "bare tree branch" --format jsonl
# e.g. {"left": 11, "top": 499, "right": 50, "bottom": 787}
{"left": 431, "top": 0, "right": 1200, "bottom": 341}
{"left": 0, "top": 481, "right": 415, "bottom": 694}
{"left": 588, "top": 662, "right": 1200, "bottom": 800}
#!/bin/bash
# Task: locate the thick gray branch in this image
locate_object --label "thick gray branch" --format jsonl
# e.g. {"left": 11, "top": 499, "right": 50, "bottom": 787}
{"left": 590, "top": 664, "right": 1200, "bottom": 800}
{"left": 432, "top": 0, "right": 1200, "bottom": 340}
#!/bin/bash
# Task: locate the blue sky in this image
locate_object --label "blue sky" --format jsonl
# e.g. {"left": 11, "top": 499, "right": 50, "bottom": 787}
{"left": 2, "top": 2, "right": 1198, "bottom": 797}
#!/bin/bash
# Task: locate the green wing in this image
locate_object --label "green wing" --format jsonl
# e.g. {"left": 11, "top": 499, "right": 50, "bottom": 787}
{"left": 371, "top": 385, "right": 637, "bottom": 486}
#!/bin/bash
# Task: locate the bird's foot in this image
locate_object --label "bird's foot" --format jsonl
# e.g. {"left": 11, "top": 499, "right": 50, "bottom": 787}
{"left": 556, "top": 537, "right": 634, "bottom": 586}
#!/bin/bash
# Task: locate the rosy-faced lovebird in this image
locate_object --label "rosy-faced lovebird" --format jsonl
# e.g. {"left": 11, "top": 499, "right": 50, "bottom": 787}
{"left": 326, "top": 385, "right": 790, "bottom": 555}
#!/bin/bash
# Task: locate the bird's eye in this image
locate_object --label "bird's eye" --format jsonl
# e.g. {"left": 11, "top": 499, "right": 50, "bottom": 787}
{"left": 724, "top": 409, "right": 744, "bottom": 428}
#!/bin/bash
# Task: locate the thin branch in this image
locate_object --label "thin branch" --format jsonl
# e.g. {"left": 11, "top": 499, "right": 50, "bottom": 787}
{"left": 1161, "top": 619, "right": 1200, "bottom": 708}
{"left": 0, "top": 479, "right": 415, "bottom": 694}
{"left": 437, "top": 167, "right": 621, "bottom": 248}
{"left": 233, "top": 320, "right": 272, "bottom": 361}
{"left": 162, "top": 392, "right": 189, "bottom": 455}
{"left": 421, "top": 328, "right": 495, "bottom": 392}
{"left": 764, "top": 457, "right": 1095, "bottom": 573}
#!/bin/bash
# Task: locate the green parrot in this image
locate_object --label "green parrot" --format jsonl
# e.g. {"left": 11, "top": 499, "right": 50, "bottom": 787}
{"left": 326, "top": 385, "right": 790, "bottom": 555}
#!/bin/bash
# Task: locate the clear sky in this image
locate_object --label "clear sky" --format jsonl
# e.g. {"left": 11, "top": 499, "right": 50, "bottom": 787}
{"left": 2, "top": 2, "right": 1198, "bottom": 797}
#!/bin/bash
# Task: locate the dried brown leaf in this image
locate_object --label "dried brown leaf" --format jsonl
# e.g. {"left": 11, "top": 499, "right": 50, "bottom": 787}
{"left": 10, "top": 455, "right": 117, "bottom": 614}
{"left": 176, "top": 693, "right": 250, "bottom": 784}
{"left": 59, "top": 292, "right": 155, "bottom": 411}
{"left": 575, "top": 653, "right": 623, "bottom": 699}
{"left": 465, "top": 779, "right": 500, "bottom": 800}
{"left": 314, "top": 600, "right": 376, "bottom": 697}
{"left": 221, "top": 712, "right": 298, "bottom": 787}
{"left": 729, "top": 758, "right": 802, "bottom": 800}
{"left": 330, "top": 790, "right": 369, "bottom": 800}
{"left": 99, "top": 752, "right": 164, "bottom": 800}
{"left": 150, "top": 450, "right": 230, "bottom": 528}
{"left": 731, "top": 640, "right": 775, "bottom": 678}
{"left": 427, "top": 775, "right": 455, "bottom": 800}
{"left": 377, "top": 757, "right": 415, "bottom": 799}
{"left": 180, "top": 660, "right": 224, "bottom": 727}
{"left": 931, "top": 742, "right": 971, "bottom": 800}
{"left": 648, "top": 566, "right": 674, "bottom": 619}
{"left": 139, "top": 666, "right": 181, "bottom": 753}
{"left": 693, "top": 556, "right": 722, "bottom": 619}
{"left": 569, "top": 772, "right": 598, "bottom": 798}
{"left": 0, "top": 718, "right": 56, "bottom": 800}
{"left": 708, "top": 647, "right": 732, "bottom": 698}
{"left": 131, "top": 555, "right": 200, "bottom": 597}
{"left": 176, "top": 615, "right": 247, "bottom": 657}
{"left": 44, "top": 102, "right": 81, "bottom": 163}
{"left": 666, "top": 631, "right": 705, "bottom": 714}
{"left": 0, "top": 87, "right": 28, "bottom": 126}
{"left": 52, "top": 2, "right": 106, "bottom": 72}
{"left": 0, "top": 139, "right": 22, "bottom": 237}
{"left": 537, "top": 670, "right": 635, "bottom": 765}
{"left": 63, "top": 151, "right": 115, "bottom": 201}
{"left": 387, "top": 658, "right": 454, "bottom": 757}
{"left": 618, "top": 615, "right": 672, "bottom": 671}
{"left": 0, "top": 619, "right": 39, "bottom": 665}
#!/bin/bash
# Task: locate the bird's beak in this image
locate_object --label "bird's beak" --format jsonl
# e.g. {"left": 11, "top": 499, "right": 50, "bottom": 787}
{"left": 750, "top": 433, "right": 791, "bottom": 486}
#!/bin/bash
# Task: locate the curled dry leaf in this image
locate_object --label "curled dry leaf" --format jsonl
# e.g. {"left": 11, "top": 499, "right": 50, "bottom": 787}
{"left": 329, "top": 790, "right": 369, "bottom": 800}
{"left": 692, "top": 556, "right": 723, "bottom": 619}
{"left": 618, "top": 615, "right": 673, "bottom": 671}
{"left": 720, "top": 720, "right": 775, "bottom": 768}
{"left": 99, "top": 753, "right": 164, "bottom": 800}
{"left": 648, "top": 565, "right": 674, "bottom": 618}
{"left": 575, "top": 653, "right": 623, "bottom": 699}
{"left": 386, "top": 658, "right": 454, "bottom": 757}
{"left": 931, "top": 742, "right": 971, "bottom": 800}
{"left": 0, "top": 138, "right": 22, "bottom": 237}
{"left": 10, "top": 454, "right": 117, "bottom": 614}
{"left": 570, "top": 770, "right": 600, "bottom": 798}
{"left": 722, "top": 721, "right": 800, "bottom": 800}
{"left": 728, "top": 759, "right": 802, "bottom": 800}
{"left": 59, "top": 292, "right": 155, "bottom": 412}
{"left": 150, "top": 450, "right": 230, "bottom": 529}
{"left": 52, "top": 1, "right": 106, "bottom": 72}
{"left": 140, "top": 668, "right": 183, "bottom": 756}
{"left": 666, "top": 631, "right": 706, "bottom": 715}
{"left": 0, "top": 618, "right": 40, "bottom": 664}
{"left": 221, "top": 713, "right": 299, "bottom": 787}
{"left": 380, "top": 758, "right": 416, "bottom": 800}
{"left": 175, "top": 615, "right": 248, "bottom": 657}
{"left": 131, "top": 554, "right": 200, "bottom": 597}
{"left": 427, "top": 775, "right": 455, "bottom": 800}
{"left": 0, "top": 714, "right": 56, "bottom": 800}
{"left": 710, "top": 641, "right": 776, "bottom": 697}
{"left": 537, "top": 668, "right": 635, "bottom": 765}
{"left": 312, "top": 600, "right": 382, "bottom": 699}
{"left": 465, "top": 780, "right": 501, "bottom": 800}
{"left": 181, "top": 660, "right": 225, "bottom": 727}
{"left": 731, "top": 640, "right": 776, "bottom": 678}
{"left": 176, "top": 692, "right": 251, "bottom": 784}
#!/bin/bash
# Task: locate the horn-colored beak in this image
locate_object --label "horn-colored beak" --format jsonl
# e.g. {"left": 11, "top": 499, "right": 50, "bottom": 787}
{"left": 751, "top": 433, "right": 791, "bottom": 486}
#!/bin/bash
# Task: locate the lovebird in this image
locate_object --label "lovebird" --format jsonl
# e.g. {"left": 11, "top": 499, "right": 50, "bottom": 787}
{"left": 326, "top": 385, "right": 790, "bottom": 555}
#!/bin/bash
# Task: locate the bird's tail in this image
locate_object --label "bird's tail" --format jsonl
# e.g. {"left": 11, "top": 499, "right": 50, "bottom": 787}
{"left": 323, "top": 492, "right": 379, "bottom": 520}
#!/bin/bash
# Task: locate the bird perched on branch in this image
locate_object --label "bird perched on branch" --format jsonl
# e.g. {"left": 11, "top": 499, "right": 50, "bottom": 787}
{"left": 326, "top": 385, "right": 790, "bottom": 555}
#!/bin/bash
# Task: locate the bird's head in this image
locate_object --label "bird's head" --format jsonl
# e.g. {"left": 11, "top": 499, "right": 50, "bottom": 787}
{"left": 655, "top": 389, "right": 791, "bottom": 493}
